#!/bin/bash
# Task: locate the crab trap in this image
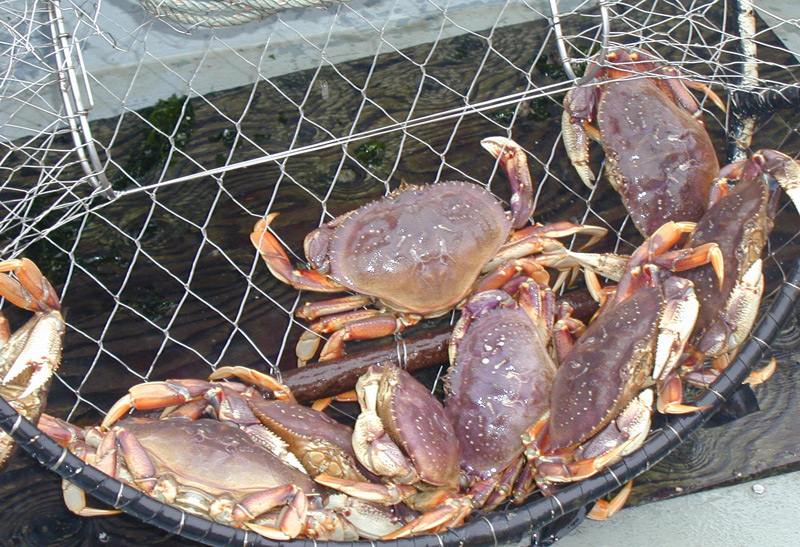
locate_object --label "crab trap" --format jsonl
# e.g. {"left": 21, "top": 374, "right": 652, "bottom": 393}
{"left": 1, "top": 0, "right": 800, "bottom": 545}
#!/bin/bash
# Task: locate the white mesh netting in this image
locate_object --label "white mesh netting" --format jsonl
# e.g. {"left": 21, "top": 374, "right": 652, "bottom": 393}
{"left": 1, "top": 0, "right": 799, "bottom": 484}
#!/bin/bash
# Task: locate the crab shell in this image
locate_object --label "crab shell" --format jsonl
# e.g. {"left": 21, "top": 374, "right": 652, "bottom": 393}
{"left": 548, "top": 274, "right": 698, "bottom": 451}
{"left": 596, "top": 78, "right": 719, "bottom": 235}
{"left": 304, "top": 181, "right": 512, "bottom": 315}
{"left": 115, "top": 417, "right": 326, "bottom": 503}
{"left": 445, "top": 287, "right": 556, "bottom": 483}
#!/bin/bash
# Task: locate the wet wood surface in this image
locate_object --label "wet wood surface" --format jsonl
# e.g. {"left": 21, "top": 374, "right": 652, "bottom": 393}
{"left": 1, "top": 4, "right": 800, "bottom": 546}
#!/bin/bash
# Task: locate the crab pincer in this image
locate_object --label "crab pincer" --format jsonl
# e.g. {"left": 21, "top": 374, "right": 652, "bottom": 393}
{"left": 0, "top": 258, "right": 64, "bottom": 468}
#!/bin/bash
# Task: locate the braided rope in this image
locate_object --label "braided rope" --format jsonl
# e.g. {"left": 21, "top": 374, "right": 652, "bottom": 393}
{"left": 138, "top": 0, "right": 349, "bottom": 28}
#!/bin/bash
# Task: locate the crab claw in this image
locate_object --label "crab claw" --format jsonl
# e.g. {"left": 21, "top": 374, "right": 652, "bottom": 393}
{"left": 0, "top": 258, "right": 65, "bottom": 396}
{"left": 251, "top": 213, "right": 342, "bottom": 293}
{"left": 0, "top": 258, "right": 61, "bottom": 313}
{"left": 481, "top": 137, "right": 535, "bottom": 228}
{"left": 561, "top": 89, "right": 599, "bottom": 189}
{"left": 1, "top": 310, "right": 64, "bottom": 399}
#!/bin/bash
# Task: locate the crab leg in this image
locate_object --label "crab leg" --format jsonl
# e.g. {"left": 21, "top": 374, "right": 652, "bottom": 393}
{"left": 617, "top": 49, "right": 726, "bottom": 114}
{"left": 721, "top": 150, "right": 800, "bottom": 214}
{"left": 624, "top": 221, "right": 710, "bottom": 270}
{"left": 315, "top": 473, "right": 416, "bottom": 504}
{"left": 486, "top": 221, "right": 608, "bottom": 272}
{"left": 587, "top": 481, "right": 634, "bottom": 520}
{"left": 38, "top": 415, "right": 122, "bottom": 516}
{"left": 101, "top": 379, "right": 219, "bottom": 428}
{"left": 296, "top": 294, "right": 372, "bottom": 321}
{"left": 62, "top": 480, "right": 123, "bottom": 517}
{"left": 251, "top": 214, "right": 343, "bottom": 292}
{"left": 656, "top": 369, "right": 710, "bottom": 414}
{"left": 235, "top": 485, "right": 309, "bottom": 538}
{"left": 209, "top": 366, "right": 295, "bottom": 402}
{"left": 477, "top": 457, "right": 526, "bottom": 510}
{"left": 306, "top": 309, "right": 386, "bottom": 335}
{"left": 475, "top": 257, "right": 550, "bottom": 293}
{"left": 615, "top": 222, "right": 724, "bottom": 299}
{"left": 38, "top": 414, "right": 85, "bottom": 444}
{"left": 551, "top": 305, "right": 588, "bottom": 362}
{"left": 318, "top": 314, "right": 418, "bottom": 361}
{"left": 291, "top": 309, "right": 395, "bottom": 364}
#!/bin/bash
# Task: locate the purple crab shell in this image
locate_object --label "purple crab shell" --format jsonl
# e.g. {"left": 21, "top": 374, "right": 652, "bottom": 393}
{"left": 445, "top": 303, "right": 556, "bottom": 480}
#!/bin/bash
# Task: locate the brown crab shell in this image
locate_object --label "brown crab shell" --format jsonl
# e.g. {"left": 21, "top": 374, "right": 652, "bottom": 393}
{"left": 547, "top": 284, "right": 662, "bottom": 452}
{"left": 307, "top": 181, "right": 512, "bottom": 314}
{"left": 597, "top": 78, "right": 719, "bottom": 236}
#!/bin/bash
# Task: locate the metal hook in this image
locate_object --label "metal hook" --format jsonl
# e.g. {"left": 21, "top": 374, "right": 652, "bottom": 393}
{"left": 549, "top": 0, "right": 611, "bottom": 85}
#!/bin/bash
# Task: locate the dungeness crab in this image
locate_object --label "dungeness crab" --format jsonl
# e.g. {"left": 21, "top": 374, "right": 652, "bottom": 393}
{"left": 252, "top": 137, "right": 606, "bottom": 363}
{"left": 677, "top": 149, "right": 800, "bottom": 380}
{"left": 562, "top": 47, "right": 725, "bottom": 236}
{"left": 525, "top": 221, "right": 726, "bottom": 497}
{"left": 39, "top": 367, "right": 413, "bottom": 540}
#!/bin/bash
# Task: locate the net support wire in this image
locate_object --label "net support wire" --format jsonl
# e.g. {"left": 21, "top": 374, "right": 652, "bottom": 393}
{"left": 548, "top": 0, "right": 610, "bottom": 85}
{"left": 49, "top": 0, "right": 116, "bottom": 201}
